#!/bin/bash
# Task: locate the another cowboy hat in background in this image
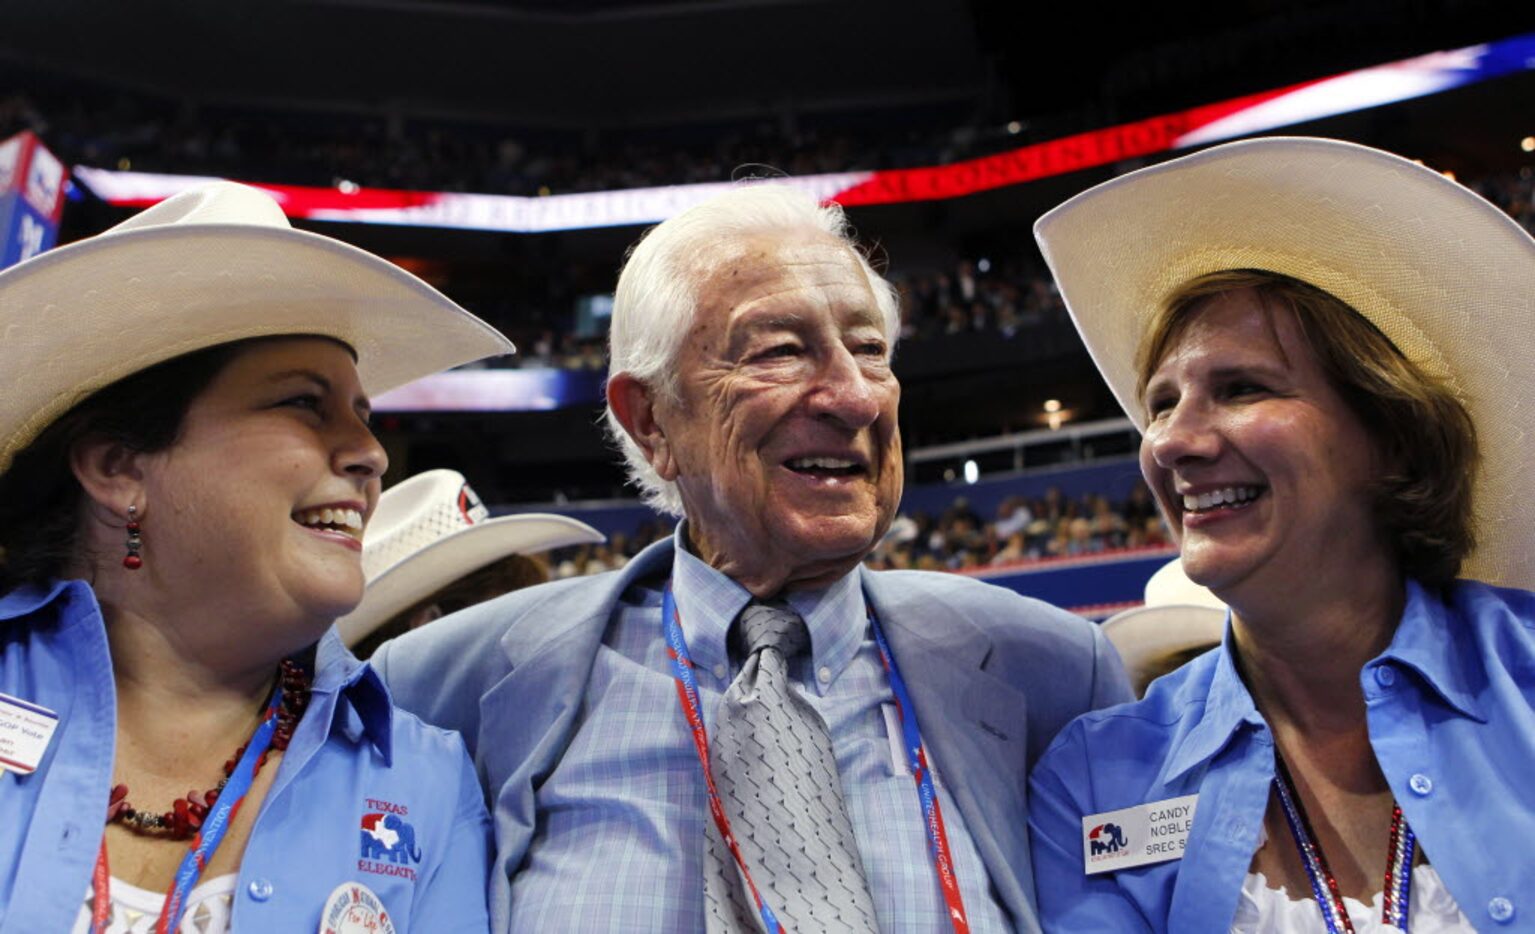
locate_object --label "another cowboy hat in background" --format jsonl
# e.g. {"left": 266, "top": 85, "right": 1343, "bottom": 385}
{"left": 1102, "top": 558, "right": 1227, "bottom": 696}
{"left": 335, "top": 469, "right": 605, "bottom": 646}
{"left": 0, "top": 181, "right": 515, "bottom": 476}
{"left": 1035, "top": 136, "right": 1535, "bottom": 592}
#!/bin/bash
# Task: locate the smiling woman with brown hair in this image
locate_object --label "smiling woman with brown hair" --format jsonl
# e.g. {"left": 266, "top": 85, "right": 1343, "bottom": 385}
{"left": 0, "top": 182, "right": 512, "bottom": 932}
{"left": 1026, "top": 138, "right": 1535, "bottom": 932}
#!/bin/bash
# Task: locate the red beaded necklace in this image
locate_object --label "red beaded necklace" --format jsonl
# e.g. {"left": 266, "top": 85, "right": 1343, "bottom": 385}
{"left": 105, "top": 659, "right": 311, "bottom": 840}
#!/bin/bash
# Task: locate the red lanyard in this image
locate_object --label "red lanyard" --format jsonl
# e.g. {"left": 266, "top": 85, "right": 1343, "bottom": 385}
{"left": 663, "top": 584, "right": 971, "bottom": 933}
{"left": 663, "top": 585, "right": 785, "bottom": 934}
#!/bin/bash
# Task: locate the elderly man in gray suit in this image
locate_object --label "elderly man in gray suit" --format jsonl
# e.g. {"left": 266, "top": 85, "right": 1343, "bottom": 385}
{"left": 371, "top": 185, "right": 1131, "bottom": 933}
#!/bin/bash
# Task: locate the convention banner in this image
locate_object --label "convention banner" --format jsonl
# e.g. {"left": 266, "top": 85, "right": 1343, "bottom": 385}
{"left": 0, "top": 131, "right": 66, "bottom": 270}
{"left": 70, "top": 31, "right": 1535, "bottom": 233}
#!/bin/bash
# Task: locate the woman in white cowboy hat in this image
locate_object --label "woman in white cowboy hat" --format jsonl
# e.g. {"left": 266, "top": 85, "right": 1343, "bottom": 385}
{"left": 334, "top": 468, "right": 603, "bottom": 658}
{"left": 0, "top": 182, "right": 513, "bottom": 932}
{"left": 1027, "top": 138, "right": 1535, "bottom": 932}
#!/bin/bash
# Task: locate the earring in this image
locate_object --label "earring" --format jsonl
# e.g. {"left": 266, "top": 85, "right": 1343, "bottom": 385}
{"left": 123, "top": 505, "right": 143, "bottom": 570}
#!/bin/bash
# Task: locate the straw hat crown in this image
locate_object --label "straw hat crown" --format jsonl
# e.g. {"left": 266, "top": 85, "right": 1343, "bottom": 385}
{"left": 335, "top": 469, "right": 604, "bottom": 646}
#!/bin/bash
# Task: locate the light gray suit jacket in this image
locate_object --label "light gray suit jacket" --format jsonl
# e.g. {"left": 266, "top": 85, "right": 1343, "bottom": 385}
{"left": 372, "top": 538, "right": 1131, "bottom": 932}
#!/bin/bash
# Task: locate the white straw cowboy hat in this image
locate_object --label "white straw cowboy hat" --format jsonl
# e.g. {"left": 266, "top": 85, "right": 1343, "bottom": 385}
{"left": 0, "top": 181, "right": 514, "bottom": 476}
{"left": 1035, "top": 136, "right": 1535, "bottom": 591}
{"left": 1102, "top": 559, "right": 1227, "bottom": 691}
{"left": 335, "top": 469, "right": 604, "bottom": 646}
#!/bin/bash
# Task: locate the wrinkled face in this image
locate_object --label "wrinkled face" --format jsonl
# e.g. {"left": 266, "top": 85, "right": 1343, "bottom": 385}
{"left": 138, "top": 338, "right": 386, "bottom": 632}
{"left": 658, "top": 231, "right": 903, "bottom": 584}
{"left": 1138, "top": 290, "right": 1383, "bottom": 601}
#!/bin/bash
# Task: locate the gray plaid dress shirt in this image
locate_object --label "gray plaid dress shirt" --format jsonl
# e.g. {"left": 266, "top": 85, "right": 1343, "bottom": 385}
{"left": 504, "top": 527, "right": 1010, "bottom": 932}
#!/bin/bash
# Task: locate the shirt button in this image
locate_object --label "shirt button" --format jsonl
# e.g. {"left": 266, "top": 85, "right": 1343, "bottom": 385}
{"left": 1488, "top": 897, "right": 1516, "bottom": 924}
{"left": 712, "top": 663, "right": 727, "bottom": 680}
{"left": 1374, "top": 666, "right": 1396, "bottom": 687}
{"left": 247, "top": 878, "right": 274, "bottom": 901}
{"left": 1408, "top": 773, "right": 1434, "bottom": 796}
{"left": 817, "top": 666, "right": 832, "bottom": 684}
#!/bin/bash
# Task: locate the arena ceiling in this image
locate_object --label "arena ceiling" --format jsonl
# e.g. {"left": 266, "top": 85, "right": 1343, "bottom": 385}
{"left": 4, "top": 0, "right": 1532, "bottom": 130}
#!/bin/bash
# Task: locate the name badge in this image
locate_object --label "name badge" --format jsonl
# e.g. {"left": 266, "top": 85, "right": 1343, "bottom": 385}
{"left": 1081, "top": 794, "right": 1198, "bottom": 875}
{"left": 0, "top": 692, "right": 59, "bottom": 775}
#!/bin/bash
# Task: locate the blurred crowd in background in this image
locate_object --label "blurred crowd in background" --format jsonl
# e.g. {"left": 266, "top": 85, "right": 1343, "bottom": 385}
{"left": 546, "top": 483, "right": 1170, "bottom": 579}
{"left": 0, "top": 88, "right": 984, "bottom": 195}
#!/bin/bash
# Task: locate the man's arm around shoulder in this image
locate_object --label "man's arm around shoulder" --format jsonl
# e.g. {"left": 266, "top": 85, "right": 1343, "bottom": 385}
{"left": 369, "top": 578, "right": 577, "bottom": 754}
{"left": 909, "top": 571, "right": 1134, "bottom": 749}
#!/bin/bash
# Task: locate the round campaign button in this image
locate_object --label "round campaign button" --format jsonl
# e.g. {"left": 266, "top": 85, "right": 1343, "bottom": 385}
{"left": 319, "top": 881, "right": 398, "bottom": 934}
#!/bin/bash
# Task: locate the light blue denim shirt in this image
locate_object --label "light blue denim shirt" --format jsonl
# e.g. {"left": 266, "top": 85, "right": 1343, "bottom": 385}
{"left": 1028, "top": 578, "right": 1535, "bottom": 933}
{"left": 0, "top": 578, "right": 491, "bottom": 933}
{"left": 505, "top": 526, "right": 1010, "bottom": 932}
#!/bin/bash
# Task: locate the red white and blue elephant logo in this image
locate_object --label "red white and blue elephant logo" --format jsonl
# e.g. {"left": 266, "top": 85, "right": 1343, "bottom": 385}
{"left": 360, "top": 812, "right": 423, "bottom": 864}
{"left": 1088, "top": 822, "right": 1127, "bottom": 856}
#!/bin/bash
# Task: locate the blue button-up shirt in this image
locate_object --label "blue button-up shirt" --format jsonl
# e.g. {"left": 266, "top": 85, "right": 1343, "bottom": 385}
{"left": 505, "top": 528, "right": 1010, "bottom": 932}
{"left": 1028, "top": 578, "right": 1535, "bottom": 933}
{"left": 0, "top": 579, "right": 492, "bottom": 933}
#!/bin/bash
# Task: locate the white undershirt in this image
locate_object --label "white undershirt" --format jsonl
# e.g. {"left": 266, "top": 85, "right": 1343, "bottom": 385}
{"left": 73, "top": 873, "right": 237, "bottom": 934}
{"left": 1232, "top": 866, "right": 1476, "bottom": 933}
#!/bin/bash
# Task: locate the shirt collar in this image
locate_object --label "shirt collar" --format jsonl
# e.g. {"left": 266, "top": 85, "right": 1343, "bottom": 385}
{"left": 1166, "top": 579, "right": 1488, "bottom": 780}
{"left": 670, "top": 524, "right": 754, "bottom": 681}
{"left": 0, "top": 578, "right": 75, "bottom": 620}
{"left": 780, "top": 571, "right": 866, "bottom": 691}
{"left": 1374, "top": 578, "right": 1486, "bottom": 722}
{"left": 303, "top": 628, "right": 396, "bottom": 763}
{"left": 1165, "top": 615, "right": 1267, "bottom": 782}
{"left": 669, "top": 523, "right": 867, "bottom": 691}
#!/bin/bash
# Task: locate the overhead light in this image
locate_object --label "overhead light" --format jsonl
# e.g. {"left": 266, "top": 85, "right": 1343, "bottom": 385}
{"left": 977, "top": 257, "right": 991, "bottom": 273}
{"left": 1006, "top": 121, "right": 1023, "bottom": 135}
{"left": 1521, "top": 136, "right": 1535, "bottom": 152}
{"left": 336, "top": 178, "right": 360, "bottom": 194}
{"left": 1441, "top": 170, "right": 1456, "bottom": 181}
{"left": 963, "top": 459, "right": 979, "bottom": 484}
{"left": 1043, "top": 399, "right": 1062, "bottom": 413}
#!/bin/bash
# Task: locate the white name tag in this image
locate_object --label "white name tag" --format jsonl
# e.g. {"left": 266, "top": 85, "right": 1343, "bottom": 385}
{"left": 882, "top": 703, "right": 910, "bottom": 776}
{"left": 0, "top": 692, "right": 59, "bottom": 775}
{"left": 1081, "top": 794, "right": 1198, "bottom": 875}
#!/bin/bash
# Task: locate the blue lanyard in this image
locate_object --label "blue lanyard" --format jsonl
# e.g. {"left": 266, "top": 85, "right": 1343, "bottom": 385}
{"left": 163, "top": 688, "right": 280, "bottom": 927}
{"left": 866, "top": 606, "right": 971, "bottom": 932}
{"left": 93, "top": 680, "right": 285, "bottom": 934}
{"left": 662, "top": 584, "right": 971, "bottom": 933}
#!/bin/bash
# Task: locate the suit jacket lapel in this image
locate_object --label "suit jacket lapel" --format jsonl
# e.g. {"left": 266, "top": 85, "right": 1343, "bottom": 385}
{"left": 478, "top": 540, "right": 676, "bottom": 792}
{"left": 863, "top": 568, "right": 1040, "bottom": 933}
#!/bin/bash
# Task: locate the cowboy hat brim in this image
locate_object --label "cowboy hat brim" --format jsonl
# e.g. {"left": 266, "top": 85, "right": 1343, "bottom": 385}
{"left": 1035, "top": 136, "right": 1535, "bottom": 591}
{"left": 1101, "top": 604, "right": 1227, "bottom": 688}
{"left": 334, "top": 513, "right": 604, "bottom": 646}
{"left": 0, "top": 188, "right": 513, "bottom": 475}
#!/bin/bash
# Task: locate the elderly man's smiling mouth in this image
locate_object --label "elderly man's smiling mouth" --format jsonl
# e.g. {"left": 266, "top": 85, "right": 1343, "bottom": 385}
{"left": 781, "top": 452, "right": 872, "bottom": 485}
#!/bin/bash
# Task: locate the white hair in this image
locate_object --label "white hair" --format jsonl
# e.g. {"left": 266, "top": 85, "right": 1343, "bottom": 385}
{"left": 604, "top": 183, "right": 901, "bottom": 515}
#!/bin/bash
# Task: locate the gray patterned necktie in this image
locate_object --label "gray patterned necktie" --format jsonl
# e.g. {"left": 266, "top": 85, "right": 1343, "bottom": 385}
{"left": 703, "top": 601, "right": 880, "bottom": 934}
